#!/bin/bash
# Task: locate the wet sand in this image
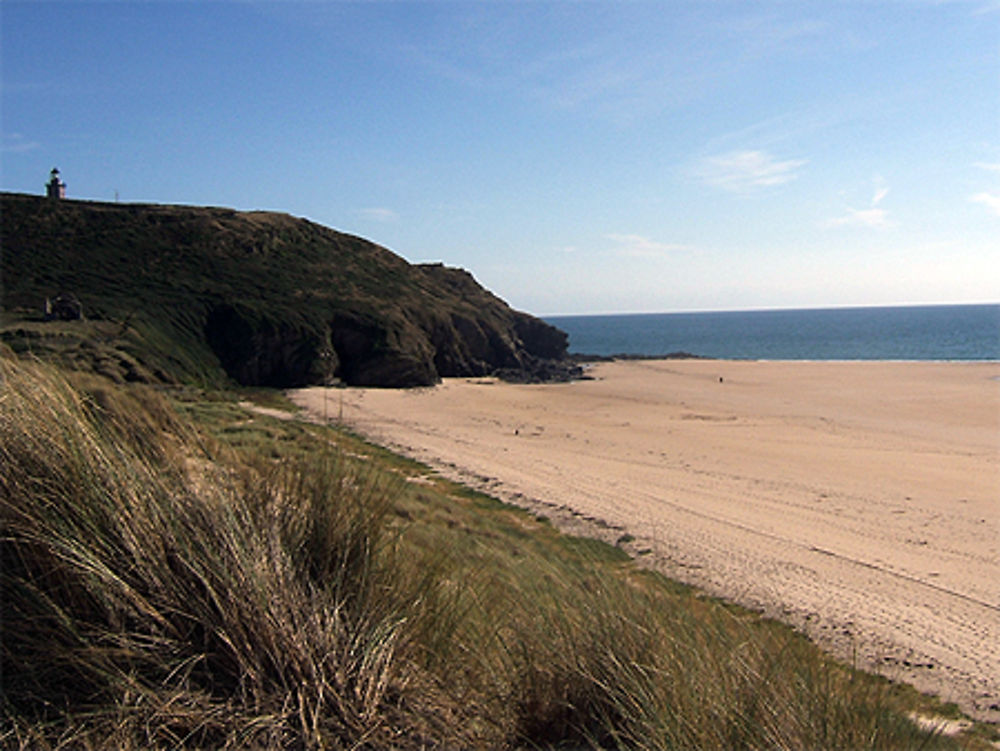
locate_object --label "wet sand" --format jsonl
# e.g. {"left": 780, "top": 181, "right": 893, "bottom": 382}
{"left": 290, "top": 360, "right": 1000, "bottom": 720}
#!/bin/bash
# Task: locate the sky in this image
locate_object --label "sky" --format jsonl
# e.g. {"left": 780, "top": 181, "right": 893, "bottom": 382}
{"left": 2, "top": 1, "right": 998, "bottom": 316}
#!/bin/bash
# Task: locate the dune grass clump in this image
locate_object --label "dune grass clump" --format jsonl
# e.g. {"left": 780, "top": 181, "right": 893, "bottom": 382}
{"left": 0, "top": 356, "right": 466, "bottom": 748}
{"left": 459, "top": 547, "right": 956, "bottom": 750}
{"left": 1, "top": 353, "right": 971, "bottom": 749}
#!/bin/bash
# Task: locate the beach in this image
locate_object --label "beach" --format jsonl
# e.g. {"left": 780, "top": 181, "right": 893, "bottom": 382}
{"left": 290, "top": 360, "right": 1000, "bottom": 720}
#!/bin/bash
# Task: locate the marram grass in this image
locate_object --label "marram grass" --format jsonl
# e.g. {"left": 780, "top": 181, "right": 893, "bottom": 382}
{"left": 0, "top": 353, "right": 976, "bottom": 748}
{"left": 1, "top": 356, "right": 465, "bottom": 748}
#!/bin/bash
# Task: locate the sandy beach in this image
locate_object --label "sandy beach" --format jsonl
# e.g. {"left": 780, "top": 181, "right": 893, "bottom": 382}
{"left": 291, "top": 360, "right": 1000, "bottom": 720}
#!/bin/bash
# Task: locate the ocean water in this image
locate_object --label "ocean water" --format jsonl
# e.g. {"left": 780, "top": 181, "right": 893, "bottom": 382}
{"left": 545, "top": 304, "right": 1000, "bottom": 361}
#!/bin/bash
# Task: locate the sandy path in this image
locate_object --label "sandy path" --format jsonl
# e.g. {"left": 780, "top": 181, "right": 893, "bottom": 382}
{"left": 290, "top": 361, "right": 1000, "bottom": 720}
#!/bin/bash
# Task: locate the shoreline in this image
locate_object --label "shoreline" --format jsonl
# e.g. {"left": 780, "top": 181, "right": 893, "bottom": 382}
{"left": 571, "top": 353, "right": 1000, "bottom": 363}
{"left": 290, "top": 359, "right": 1000, "bottom": 721}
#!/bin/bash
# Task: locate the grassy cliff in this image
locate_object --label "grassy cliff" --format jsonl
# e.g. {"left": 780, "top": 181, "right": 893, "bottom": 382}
{"left": 1, "top": 193, "right": 569, "bottom": 387}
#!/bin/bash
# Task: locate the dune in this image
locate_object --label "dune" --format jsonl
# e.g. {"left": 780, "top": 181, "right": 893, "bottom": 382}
{"left": 290, "top": 360, "right": 1000, "bottom": 720}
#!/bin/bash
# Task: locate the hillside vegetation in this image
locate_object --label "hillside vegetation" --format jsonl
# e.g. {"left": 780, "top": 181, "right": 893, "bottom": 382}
{"left": 2, "top": 352, "right": 990, "bottom": 749}
{"left": 1, "top": 193, "right": 570, "bottom": 387}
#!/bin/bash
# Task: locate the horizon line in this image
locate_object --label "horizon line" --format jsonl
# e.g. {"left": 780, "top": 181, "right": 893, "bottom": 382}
{"left": 541, "top": 301, "right": 1000, "bottom": 318}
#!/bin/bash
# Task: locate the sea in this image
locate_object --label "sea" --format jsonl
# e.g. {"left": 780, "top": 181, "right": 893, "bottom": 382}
{"left": 545, "top": 303, "right": 1000, "bottom": 361}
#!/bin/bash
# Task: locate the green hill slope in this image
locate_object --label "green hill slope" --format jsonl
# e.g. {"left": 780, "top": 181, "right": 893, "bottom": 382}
{"left": 1, "top": 192, "right": 572, "bottom": 387}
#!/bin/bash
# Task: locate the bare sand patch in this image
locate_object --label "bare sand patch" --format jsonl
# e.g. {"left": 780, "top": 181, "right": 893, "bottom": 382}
{"left": 290, "top": 360, "right": 1000, "bottom": 720}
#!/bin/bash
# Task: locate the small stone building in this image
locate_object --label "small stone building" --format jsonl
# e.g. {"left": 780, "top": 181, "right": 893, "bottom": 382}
{"left": 44, "top": 292, "right": 83, "bottom": 321}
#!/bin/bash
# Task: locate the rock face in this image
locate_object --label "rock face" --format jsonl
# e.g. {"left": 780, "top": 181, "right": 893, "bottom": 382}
{"left": 1, "top": 192, "right": 575, "bottom": 387}
{"left": 201, "top": 271, "right": 576, "bottom": 388}
{"left": 203, "top": 305, "right": 329, "bottom": 388}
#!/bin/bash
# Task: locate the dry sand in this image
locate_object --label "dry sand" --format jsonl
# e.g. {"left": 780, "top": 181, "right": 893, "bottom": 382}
{"left": 290, "top": 360, "right": 1000, "bottom": 720}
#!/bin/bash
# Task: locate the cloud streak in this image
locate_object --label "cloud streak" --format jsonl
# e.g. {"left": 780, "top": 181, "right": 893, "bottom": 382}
{"left": 825, "top": 177, "right": 893, "bottom": 229}
{"left": 1, "top": 133, "right": 41, "bottom": 154}
{"left": 693, "top": 150, "right": 806, "bottom": 192}
{"left": 402, "top": 6, "right": 839, "bottom": 126}
{"left": 356, "top": 207, "right": 398, "bottom": 223}
{"left": 606, "top": 233, "right": 690, "bottom": 258}
{"left": 969, "top": 192, "right": 1000, "bottom": 216}
{"left": 969, "top": 163, "right": 1000, "bottom": 216}
{"left": 824, "top": 207, "right": 891, "bottom": 229}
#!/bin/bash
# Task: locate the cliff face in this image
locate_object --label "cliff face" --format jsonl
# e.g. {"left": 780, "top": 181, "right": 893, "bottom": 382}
{"left": 1, "top": 193, "right": 573, "bottom": 387}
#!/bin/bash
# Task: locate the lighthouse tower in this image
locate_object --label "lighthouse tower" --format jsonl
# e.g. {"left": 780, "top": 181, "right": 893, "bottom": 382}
{"left": 46, "top": 168, "right": 66, "bottom": 199}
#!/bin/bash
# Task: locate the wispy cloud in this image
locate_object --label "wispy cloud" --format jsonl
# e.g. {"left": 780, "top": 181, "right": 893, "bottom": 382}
{"left": 824, "top": 207, "right": 891, "bottom": 229}
{"left": 825, "top": 177, "right": 893, "bottom": 229}
{"left": 969, "top": 192, "right": 1000, "bottom": 216}
{"left": 722, "top": 15, "right": 830, "bottom": 61}
{"left": 606, "top": 233, "right": 690, "bottom": 258}
{"left": 692, "top": 150, "right": 806, "bottom": 192}
{"left": 970, "top": 0, "right": 1000, "bottom": 15}
{"left": 402, "top": 6, "right": 835, "bottom": 126}
{"left": 871, "top": 177, "right": 889, "bottom": 207}
{"left": 968, "top": 163, "right": 1000, "bottom": 216}
{"left": 2, "top": 133, "right": 41, "bottom": 154}
{"left": 355, "top": 207, "right": 398, "bottom": 223}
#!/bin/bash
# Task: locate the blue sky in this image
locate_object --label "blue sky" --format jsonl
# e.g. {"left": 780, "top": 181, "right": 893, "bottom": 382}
{"left": 3, "top": 1, "right": 998, "bottom": 315}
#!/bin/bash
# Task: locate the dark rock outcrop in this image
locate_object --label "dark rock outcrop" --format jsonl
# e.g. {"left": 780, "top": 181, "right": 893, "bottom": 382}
{"left": 203, "top": 305, "right": 327, "bottom": 388}
{"left": 327, "top": 311, "right": 438, "bottom": 388}
{"left": 494, "top": 356, "right": 585, "bottom": 384}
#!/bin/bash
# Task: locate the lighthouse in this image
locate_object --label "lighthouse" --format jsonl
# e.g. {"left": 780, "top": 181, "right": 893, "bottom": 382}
{"left": 46, "top": 168, "right": 66, "bottom": 199}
